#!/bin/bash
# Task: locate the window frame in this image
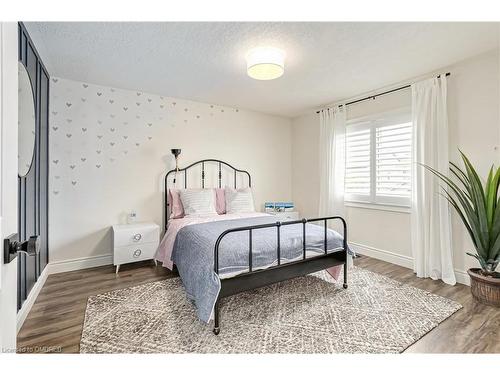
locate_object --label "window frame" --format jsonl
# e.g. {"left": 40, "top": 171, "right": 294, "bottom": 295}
{"left": 344, "top": 107, "right": 412, "bottom": 208}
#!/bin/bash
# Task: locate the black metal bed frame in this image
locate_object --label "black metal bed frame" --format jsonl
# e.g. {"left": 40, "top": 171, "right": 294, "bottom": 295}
{"left": 164, "top": 159, "right": 348, "bottom": 335}
{"left": 165, "top": 159, "right": 251, "bottom": 228}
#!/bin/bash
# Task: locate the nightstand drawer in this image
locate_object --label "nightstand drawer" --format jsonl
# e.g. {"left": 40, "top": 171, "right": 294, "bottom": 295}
{"left": 114, "top": 242, "right": 157, "bottom": 265}
{"left": 113, "top": 224, "right": 159, "bottom": 248}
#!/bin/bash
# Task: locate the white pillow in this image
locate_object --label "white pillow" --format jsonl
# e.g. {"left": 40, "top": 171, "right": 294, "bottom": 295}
{"left": 225, "top": 187, "right": 255, "bottom": 213}
{"left": 179, "top": 189, "right": 217, "bottom": 216}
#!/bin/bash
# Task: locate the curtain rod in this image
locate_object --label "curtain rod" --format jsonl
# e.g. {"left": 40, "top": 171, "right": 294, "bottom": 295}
{"left": 316, "top": 72, "right": 451, "bottom": 114}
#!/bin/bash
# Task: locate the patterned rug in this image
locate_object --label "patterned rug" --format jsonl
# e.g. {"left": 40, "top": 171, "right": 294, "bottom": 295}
{"left": 80, "top": 267, "right": 461, "bottom": 353}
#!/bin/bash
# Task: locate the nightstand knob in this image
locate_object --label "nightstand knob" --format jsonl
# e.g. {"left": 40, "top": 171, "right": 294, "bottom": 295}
{"left": 133, "top": 233, "right": 142, "bottom": 242}
{"left": 133, "top": 249, "right": 142, "bottom": 258}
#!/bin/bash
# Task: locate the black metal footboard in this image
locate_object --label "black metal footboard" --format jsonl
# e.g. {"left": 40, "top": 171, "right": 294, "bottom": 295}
{"left": 212, "top": 216, "right": 348, "bottom": 335}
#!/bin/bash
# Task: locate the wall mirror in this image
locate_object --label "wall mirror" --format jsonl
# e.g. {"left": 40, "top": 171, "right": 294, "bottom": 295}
{"left": 18, "top": 62, "right": 36, "bottom": 177}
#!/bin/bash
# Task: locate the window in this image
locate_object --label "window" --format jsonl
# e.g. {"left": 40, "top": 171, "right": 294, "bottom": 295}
{"left": 345, "top": 110, "right": 412, "bottom": 206}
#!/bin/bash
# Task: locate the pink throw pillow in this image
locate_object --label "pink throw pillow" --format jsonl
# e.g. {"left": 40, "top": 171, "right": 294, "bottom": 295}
{"left": 215, "top": 188, "right": 226, "bottom": 214}
{"left": 169, "top": 188, "right": 225, "bottom": 218}
{"left": 168, "top": 189, "right": 185, "bottom": 219}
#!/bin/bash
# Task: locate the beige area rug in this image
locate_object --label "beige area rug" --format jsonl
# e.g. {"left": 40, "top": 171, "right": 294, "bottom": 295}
{"left": 80, "top": 267, "right": 461, "bottom": 353}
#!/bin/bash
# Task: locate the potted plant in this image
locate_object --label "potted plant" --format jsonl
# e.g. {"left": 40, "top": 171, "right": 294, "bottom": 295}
{"left": 424, "top": 151, "right": 499, "bottom": 307}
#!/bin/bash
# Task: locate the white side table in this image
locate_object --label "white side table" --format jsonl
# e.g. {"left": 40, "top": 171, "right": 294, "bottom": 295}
{"left": 112, "top": 222, "right": 160, "bottom": 273}
{"left": 266, "top": 211, "right": 300, "bottom": 221}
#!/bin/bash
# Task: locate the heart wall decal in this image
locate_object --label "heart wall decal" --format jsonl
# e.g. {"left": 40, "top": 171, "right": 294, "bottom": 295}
{"left": 49, "top": 77, "right": 243, "bottom": 197}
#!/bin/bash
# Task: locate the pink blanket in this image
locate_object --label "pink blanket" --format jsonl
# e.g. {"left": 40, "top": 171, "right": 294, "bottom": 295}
{"left": 155, "top": 212, "right": 343, "bottom": 280}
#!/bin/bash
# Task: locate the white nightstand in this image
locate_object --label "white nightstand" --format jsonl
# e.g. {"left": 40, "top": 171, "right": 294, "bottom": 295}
{"left": 266, "top": 211, "right": 300, "bottom": 221}
{"left": 112, "top": 222, "right": 160, "bottom": 273}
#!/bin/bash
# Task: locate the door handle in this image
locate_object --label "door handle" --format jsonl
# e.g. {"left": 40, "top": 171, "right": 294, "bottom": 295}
{"left": 3, "top": 233, "right": 40, "bottom": 264}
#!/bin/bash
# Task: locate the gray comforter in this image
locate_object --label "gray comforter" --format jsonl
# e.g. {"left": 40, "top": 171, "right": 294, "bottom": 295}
{"left": 172, "top": 215, "right": 346, "bottom": 323}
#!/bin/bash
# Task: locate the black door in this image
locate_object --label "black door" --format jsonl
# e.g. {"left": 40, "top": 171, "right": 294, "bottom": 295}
{"left": 17, "top": 22, "right": 50, "bottom": 311}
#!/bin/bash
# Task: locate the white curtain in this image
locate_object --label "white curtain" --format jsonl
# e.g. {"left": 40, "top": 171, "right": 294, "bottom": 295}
{"left": 411, "top": 75, "right": 456, "bottom": 285}
{"left": 318, "top": 106, "right": 346, "bottom": 225}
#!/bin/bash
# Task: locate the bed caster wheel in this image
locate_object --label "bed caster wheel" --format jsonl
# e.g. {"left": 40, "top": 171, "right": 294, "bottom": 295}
{"left": 343, "top": 283, "right": 348, "bottom": 289}
{"left": 213, "top": 327, "right": 220, "bottom": 335}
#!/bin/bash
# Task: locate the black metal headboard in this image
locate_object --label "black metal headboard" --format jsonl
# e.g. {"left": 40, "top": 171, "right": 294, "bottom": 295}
{"left": 164, "top": 159, "right": 252, "bottom": 229}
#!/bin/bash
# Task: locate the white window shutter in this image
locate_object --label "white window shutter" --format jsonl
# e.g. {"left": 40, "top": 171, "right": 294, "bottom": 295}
{"left": 375, "top": 122, "right": 412, "bottom": 201}
{"left": 345, "top": 128, "right": 371, "bottom": 198}
{"left": 344, "top": 110, "right": 412, "bottom": 207}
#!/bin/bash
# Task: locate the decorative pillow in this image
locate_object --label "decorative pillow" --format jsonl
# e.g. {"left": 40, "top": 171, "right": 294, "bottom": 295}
{"left": 215, "top": 188, "right": 226, "bottom": 214}
{"left": 179, "top": 189, "right": 217, "bottom": 216}
{"left": 168, "top": 189, "right": 185, "bottom": 219}
{"left": 225, "top": 187, "right": 255, "bottom": 213}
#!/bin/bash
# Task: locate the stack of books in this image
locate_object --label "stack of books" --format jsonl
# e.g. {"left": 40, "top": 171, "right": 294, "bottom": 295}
{"left": 264, "top": 202, "right": 294, "bottom": 212}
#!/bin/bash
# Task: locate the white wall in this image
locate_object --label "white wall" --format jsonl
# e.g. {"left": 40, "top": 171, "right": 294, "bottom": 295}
{"left": 448, "top": 50, "right": 500, "bottom": 275}
{"left": 291, "top": 50, "right": 500, "bottom": 283}
{"left": 49, "top": 78, "right": 292, "bottom": 264}
{"left": 291, "top": 112, "right": 319, "bottom": 219}
{"left": 0, "top": 22, "right": 19, "bottom": 351}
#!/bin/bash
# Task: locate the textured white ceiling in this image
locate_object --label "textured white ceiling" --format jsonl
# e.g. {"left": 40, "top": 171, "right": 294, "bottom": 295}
{"left": 25, "top": 22, "right": 499, "bottom": 117}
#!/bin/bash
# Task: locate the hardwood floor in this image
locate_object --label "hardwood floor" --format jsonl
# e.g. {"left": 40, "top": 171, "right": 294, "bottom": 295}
{"left": 354, "top": 256, "right": 499, "bottom": 353}
{"left": 17, "top": 257, "right": 500, "bottom": 353}
{"left": 17, "top": 260, "right": 175, "bottom": 353}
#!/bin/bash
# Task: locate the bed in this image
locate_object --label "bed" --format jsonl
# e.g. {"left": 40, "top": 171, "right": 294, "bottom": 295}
{"left": 156, "top": 159, "right": 349, "bottom": 335}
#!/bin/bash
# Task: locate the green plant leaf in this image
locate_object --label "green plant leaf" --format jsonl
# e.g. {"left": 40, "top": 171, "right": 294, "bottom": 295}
{"left": 489, "top": 229, "right": 500, "bottom": 263}
{"left": 422, "top": 163, "right": 488, "bottom": 256}
{"left": 459, "top": 151, "right": 489, "bottom": 249}
{"left": 466, "top": 252, "right": 480, "bottom": 260}
{"left": 491, "top": 194, "right": 500, "bottom": 244}
{"left": 450, "top": 161, "right": 470, "bottom": 183}
{"left": 423, "top": 152, "right": 500, "bottom": 272}
{"left": 440, "top": 190, "right": 476, "bottom": 248}
{"left": 450, "top": 162, "right": 471, "bottom": 197}
{"left": 485, "top": 166, "right": 500, "bottom": 231}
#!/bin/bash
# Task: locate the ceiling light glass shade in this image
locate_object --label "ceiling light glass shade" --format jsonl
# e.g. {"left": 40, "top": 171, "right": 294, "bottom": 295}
{"left": 246, "top": 47, "right": 285, "bottom": 80}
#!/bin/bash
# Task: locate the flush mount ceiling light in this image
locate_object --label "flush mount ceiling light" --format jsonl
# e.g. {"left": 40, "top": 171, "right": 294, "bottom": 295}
{"left": 246, "top": 47, "right": 285, "bottom": 80}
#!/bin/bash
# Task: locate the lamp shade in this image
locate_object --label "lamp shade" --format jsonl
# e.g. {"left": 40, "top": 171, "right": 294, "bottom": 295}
{"left": 246, "top": 47, "right": 285, "bottom": 80}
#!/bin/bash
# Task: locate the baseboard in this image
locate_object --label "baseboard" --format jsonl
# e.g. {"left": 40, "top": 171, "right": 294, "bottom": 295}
{"left": 454, "top": 269, "right": 471, "bottom": 286}
{"left": 350, "top": 241, "right": 471, "bottom": 286}
{"left": 350, "top": 242, "right": 413, "bottom": 269}
{"left": 48, "top": 253, "right": 113, "bottom": 274}
{"left": 17, "top": 266, "right": 49, "bottom": 333}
